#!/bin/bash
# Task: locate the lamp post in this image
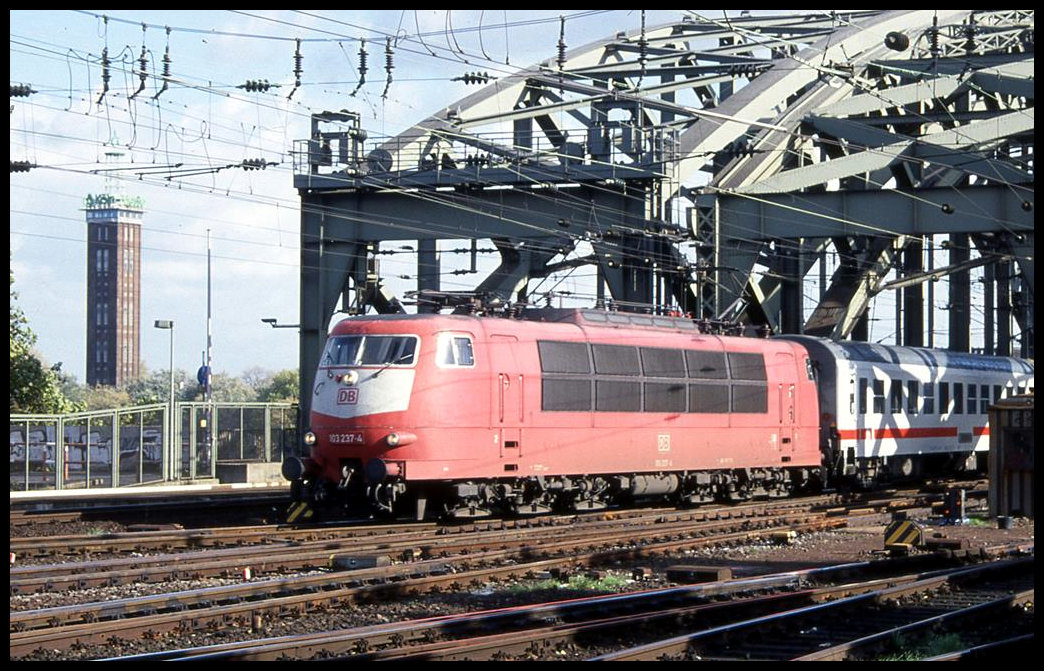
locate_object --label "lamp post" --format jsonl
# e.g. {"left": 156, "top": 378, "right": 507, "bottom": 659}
{"left": 154, "top": 320, "right": 175, "bottom": 481}
{"left": 262, "top": 317, "right": 301, "bottom": 329}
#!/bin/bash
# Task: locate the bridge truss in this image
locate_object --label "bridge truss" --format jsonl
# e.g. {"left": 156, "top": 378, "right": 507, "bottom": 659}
{"left": 294, "top": 10, "right": 1033, "bottom": 418}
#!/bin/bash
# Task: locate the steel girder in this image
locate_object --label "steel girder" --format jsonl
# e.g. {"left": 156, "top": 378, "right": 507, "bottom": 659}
{"left": 295, "top": 10, "right": 1034, "bottom": 417}
{"left": 693, "top": 10, "right": 1033, "bottom": 349}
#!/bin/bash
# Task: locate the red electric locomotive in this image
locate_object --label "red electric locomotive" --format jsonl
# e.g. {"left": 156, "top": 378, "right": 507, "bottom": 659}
{"left": 283, "top": 308, "right": 823, "bottom": 520}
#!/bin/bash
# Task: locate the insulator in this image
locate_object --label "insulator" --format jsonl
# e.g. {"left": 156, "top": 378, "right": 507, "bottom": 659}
{"left": 556, "top": 16, "right": 567, "bottom": 71}
{"left": 10, "top": 84, "right": 35, "bottom": 98}
{"left": 97, "top": 46, "right": 110, "bottom": 104}
{"left": 238, "top": 79, "right": 273, "bottom": 93}
{"left": 154, "top": 29, "right": 172, "bottom": 101}
{"left": 453, "top": 71, "right": 492, "bottom": 85}
{"left": 382, "top": 37, "right": 394, "bottom": 99}
{"left": 241, "top": 158, "right": 272, "bottom": 171}
{"left": 130, "top": 43, "right": 149, "bottom": 99}
{"left": 351, "top": 38, "right": 368, "bottom": 97}
{"left": 138, "top": 45, "right": 148, "bottom": 83}
{"left": 293, "top": 38, "right": 303, "bottom": 86}
{"left": 10, "top": 160, "right": 34, "bottom": 173}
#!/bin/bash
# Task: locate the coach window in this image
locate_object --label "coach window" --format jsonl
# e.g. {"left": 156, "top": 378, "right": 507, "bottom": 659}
{"left": 437, "top": 333, "right": 475, "bottom": 367}
{"left": 858, "top": 378, "right": 868, "bottom": 414}
{"left": 890, "top": 380, "right": 903, "bottom": 414}
{"left": 872, "top": 379, "right": 885, "bottom": 414}
{"left": 979, "top": 385, "right": 989, "bottom": 414}
{"left": 939, "top": 382, "right": 950, "bottom": 414}
{"left": 953, "top": 383, "right": 963, "bottom": 415}
{"left": 907, "top": 380, "right": 919, "bottom": 415}
{"left": 923, "top": 382, "right": 935, "bottom": 414}
{"left": 966, "top": 384, "right": 977, "bottom": 414}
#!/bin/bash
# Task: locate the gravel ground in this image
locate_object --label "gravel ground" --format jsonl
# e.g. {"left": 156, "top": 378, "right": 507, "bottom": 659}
{"left": 10, "top": 514, "right": 1033, "bottom": 661}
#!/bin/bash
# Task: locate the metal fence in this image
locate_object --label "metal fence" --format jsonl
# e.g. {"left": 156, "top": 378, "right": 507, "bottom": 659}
{"left": 10, "top": 402, "right": 297, "bottom": 492}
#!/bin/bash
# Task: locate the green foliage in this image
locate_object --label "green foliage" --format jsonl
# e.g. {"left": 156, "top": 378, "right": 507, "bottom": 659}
{"left": 506, "top": 573, "right": 631, "bottom": 594}
{"left": 878, "top": 633, "right": 966, "bottom": 661}
{"left": 258, "top": 369, "right": 299, "bottom": 402}
{"left": 10, "top": 268, "right": 79, "bottom": 414}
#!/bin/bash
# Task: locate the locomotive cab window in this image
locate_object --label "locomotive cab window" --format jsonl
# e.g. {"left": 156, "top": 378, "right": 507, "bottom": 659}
{"left": 437, "top": 333, "right": 475, "bottom": 367}
{"left": 322, "top": 335, "right": 418, "bottom": 367}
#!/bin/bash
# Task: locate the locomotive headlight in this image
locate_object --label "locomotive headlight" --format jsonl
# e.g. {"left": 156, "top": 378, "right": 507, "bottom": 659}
{"left": 385, "top": 432, "right": 417, "bottom": 447}
{"left": 342, "top": 370, "right": 359, "bottom": 386}
{"left": 303, "top": 431, "right": 317, "bottom": 446}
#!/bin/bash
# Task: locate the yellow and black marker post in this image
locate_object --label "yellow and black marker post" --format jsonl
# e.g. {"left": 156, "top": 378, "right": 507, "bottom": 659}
{"left": 884, "top": 513, "right": 925, "bottom": 555}
{"left": 286, "top": 500, "right": 314, "bottom": 524}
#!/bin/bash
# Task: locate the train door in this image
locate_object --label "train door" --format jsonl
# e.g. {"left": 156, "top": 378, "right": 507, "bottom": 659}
{"left": 489, "top": 334, "right": 523, "bottom": 459}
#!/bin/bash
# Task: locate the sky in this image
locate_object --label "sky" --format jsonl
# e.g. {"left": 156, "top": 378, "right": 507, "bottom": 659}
{"left": 10, "top": 10, "right": 694, "bottom": 381}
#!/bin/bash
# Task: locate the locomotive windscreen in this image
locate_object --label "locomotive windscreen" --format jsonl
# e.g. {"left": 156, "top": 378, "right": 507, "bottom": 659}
{"left": 322, "top": 335, "right": 418, "bottom": 366}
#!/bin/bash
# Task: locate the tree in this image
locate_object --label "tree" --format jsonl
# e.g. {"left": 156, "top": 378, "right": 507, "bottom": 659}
{"left": 10, "top": 268, "right": 77, "bottom": 414}
{"left": 257, "top": 369, "right": 299, "bottom": 402}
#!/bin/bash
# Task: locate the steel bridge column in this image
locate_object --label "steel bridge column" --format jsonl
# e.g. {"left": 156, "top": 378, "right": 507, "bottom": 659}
{"left": 417, "top": 238, "right": 441, "bottom": 313}
{"left": 298, "top": 203, "right": 365, "bottom": 439}
{"left": 903, "top": 238, "right": 924, "bottom": 347}
{"left": 779, "top": 243, "right": 802, "bottom": 334}
{"left": 948, "top": 233, "right": 971, "bottom": 352}
{"left": 997, "top": 260, "right": 1012, "bottom": 357}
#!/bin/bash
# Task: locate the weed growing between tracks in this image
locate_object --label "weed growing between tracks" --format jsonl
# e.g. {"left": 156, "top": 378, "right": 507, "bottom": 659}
{"left": 877, "top": 633, "right": 966, "bottom": 661}
{"left": 503, "top": 573, "right": 632, "bottom": 595}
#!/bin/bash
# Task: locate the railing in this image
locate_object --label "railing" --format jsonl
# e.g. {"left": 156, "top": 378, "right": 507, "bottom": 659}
{"left": 9, "top": 402, "right": 297, "bottom": 492}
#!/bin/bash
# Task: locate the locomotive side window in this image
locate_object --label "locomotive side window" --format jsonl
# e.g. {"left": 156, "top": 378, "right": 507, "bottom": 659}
{"left": 689, "top": 384, "right": 730, "bottom": 413}
{"left": 593, "top": 345, "right": 640, "bottom": 375}
{"left": 872, "top": 379, "right": 885, "bottom": 414}
{"left": 437, "top": 334, "right": 474, "bottom": 367}
{"left": 542, "top": 379, "right": 592, "bottom": 411}
{"left": 640, "top": 348, "right": 686, "bottom": 378}
{"left": 727, "top": 352, "right": 767, "bottom": 380}
{"left": 596, "top": 380, "right": 641, "bottom": 412}
{"left": 685, "top": 350, "right": 727, "bottom": 379}
{"left": 732, "top": 385, "right": 768, "bottom": 413}
{"left": 538, "top": 341, "right": 591, "bottom": 374}
{"left": 923, "top": 382, "right": 935, "bottom": 414}
{"left": 953, "top": 383, "right": 963, "bottom": 414}
{"left": 644, "top": 382, "right": 686, "bottom": 413}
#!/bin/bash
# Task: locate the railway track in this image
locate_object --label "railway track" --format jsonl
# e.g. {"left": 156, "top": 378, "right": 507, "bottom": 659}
{"left": 102, "top": 548, "right": 1032, "bottom": 661}
{"left": 9, "top": 487, "right": 1010, "bottom": 660}
{"left": 597, "top": 555, "right": 1034, "bottom": 661}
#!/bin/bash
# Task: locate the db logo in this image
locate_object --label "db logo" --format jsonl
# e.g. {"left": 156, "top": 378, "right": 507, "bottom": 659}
{"left": 337, "top": 388, "right": 359, "bottom": 405}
